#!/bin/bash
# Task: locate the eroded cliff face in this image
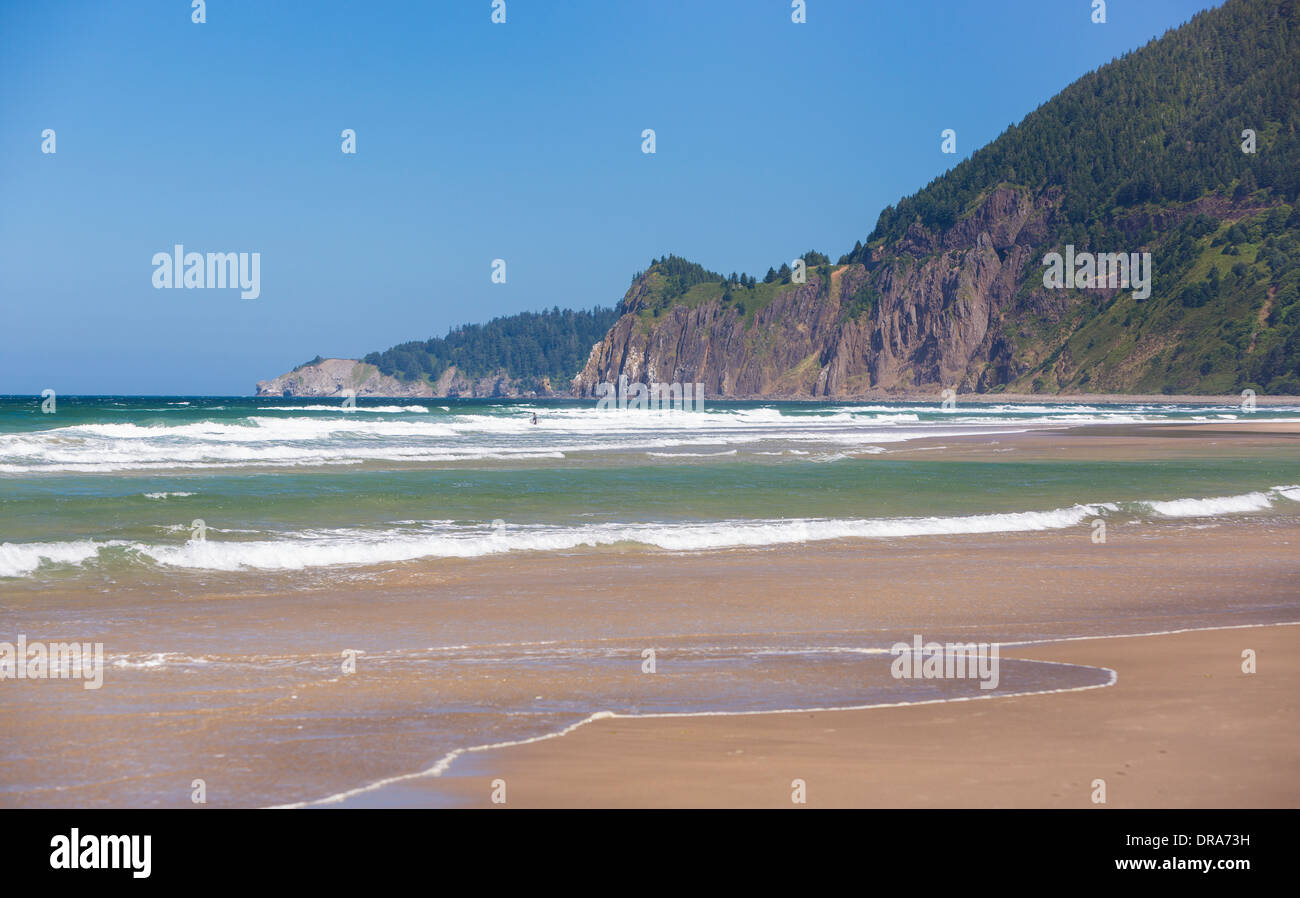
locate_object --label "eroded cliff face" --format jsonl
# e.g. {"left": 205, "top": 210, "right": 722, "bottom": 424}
{"left": 257, "top": 184, "right": 1280, "bottom": 400}
{"left": 574, "top": 186, "right": 1063, "bottom": 398}
{"left": 254, "top": 358, "right": 560, "bottom": 398}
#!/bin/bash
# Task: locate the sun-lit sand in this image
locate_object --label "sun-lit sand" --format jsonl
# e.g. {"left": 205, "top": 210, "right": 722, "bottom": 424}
{"left": 3, "top": 421, "right": 1297, "bottom": 808}
{"left": 420, "top": 624, "right": 1299, "bottom": 808}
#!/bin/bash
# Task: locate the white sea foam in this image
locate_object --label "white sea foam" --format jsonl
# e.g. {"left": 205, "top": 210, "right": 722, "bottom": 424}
{"left": 10, "top": 508, "right": 1107, "bottom": 576}
{"left": 1274, "top": 484, "right": 1300, "bottom": 502}
{"left": 255, "top": 404, "right": 429, "bottom": 413}
{"left": 4, "top": 482, "right": 1295, "bottom": 577}
{"left": 5, "top": 402, "right": 1300, "bottom": 477}
{"left": 0, "top": 540, "right": 103, "bottom": 578}
{"left": 143, "top": 491, "right": 195, "bottom": 500}
{"left": 1141, "top": 491, "right": 1275, "bottom": 517}
{"left": 0, "top": 411, "right": 1024, "bottom": 472}
{"left": 17, "top": 399, "right": 1267, "bottom": 476}
{"left": 126, "top": 505, "right": 1107, "bottom": 572}
{"left": 109, "top": 652, "right": 211, "bottom": 670}
{"left": 0, "top": 434, "right": 567, "bottom": 472}
{"left": 646, "top": 449, "right": 739, "bottom": 458}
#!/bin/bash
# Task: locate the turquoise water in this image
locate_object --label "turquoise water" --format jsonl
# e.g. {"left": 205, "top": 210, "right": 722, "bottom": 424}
{"left": 3, "top": 395, "right": 1299, "bottom": 587}
{"left": 3, "top": 395, "right": 1299, "bottom": 808}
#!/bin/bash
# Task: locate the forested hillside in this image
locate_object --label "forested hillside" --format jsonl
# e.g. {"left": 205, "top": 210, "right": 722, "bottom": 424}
{"left": 265, "top": 0, "right": 1300, "bottom": 398}
{"left": 578, "top": 0, "right": 1300, "bottom": 397}
{"left": 362, "top": 306, "right": 618, "bottom": 391}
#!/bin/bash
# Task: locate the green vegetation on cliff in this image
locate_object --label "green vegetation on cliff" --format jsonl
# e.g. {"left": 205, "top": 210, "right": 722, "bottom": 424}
{"left": 284, "top": 0, "right": 1300, "bottom": 398}
{"left": 1029, "top": 206, "right": 1300, "bottom": 394}
{"left": 617, "top": 0, "right": 1300, "bottom": 395}
{"left": 363, "top": 306, "right": 618, "bottom": 387}
{"left": 627, "top": 251, "right": 838, "bottom": 327}
{"left": 859, "top": 0, "right": 1299, "bottom": 252}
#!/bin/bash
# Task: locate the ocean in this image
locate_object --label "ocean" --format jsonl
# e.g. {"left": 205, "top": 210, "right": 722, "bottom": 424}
{"left": 3, "top": 395, "right": 1299, "bottom": 806}
{"left": 2, "top": 396, "right": 1299, "bottom": 588}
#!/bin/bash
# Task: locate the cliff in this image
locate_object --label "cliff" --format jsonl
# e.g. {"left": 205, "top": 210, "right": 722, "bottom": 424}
{"left": 574, "top": 189, "right": 1294, "bottom": 398}
{"left": 575, "top": 0, "right": 1300, "bottom": 397}
{"left": 573, "top": 187, "right": 1056, "bottom": 397}
{"left": 254, "top": 358, "right": 563, "bottom": 399}
{"left": 259, "top": 0, "right": 1300, "bottom": 400}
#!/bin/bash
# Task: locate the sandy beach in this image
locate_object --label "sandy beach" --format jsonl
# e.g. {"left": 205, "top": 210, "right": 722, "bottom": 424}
{"left": 3, "top": 411, "right": 1298, "bottom": 809}
{"left": 7, "top": 0, "right": 1300, "bottom": 834}
{"left": 421, "top": 624, "right": 1299, "bottom": 808}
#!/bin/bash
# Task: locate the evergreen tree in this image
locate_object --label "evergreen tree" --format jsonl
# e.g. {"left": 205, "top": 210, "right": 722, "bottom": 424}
{"left": 363, "top": 306, "right": 619, "bottom": 384}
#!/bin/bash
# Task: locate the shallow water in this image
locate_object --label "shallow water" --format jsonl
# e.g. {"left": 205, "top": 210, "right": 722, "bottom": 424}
{"left": 3, "top": 396, "right": 1299, "bottom": 587}
{"left": 3, "top": 397, "right": 1299, "bottom": 806}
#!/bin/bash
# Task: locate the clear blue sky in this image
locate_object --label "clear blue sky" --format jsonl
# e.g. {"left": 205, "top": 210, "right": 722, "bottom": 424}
{"left": 0, "top": 0, "right": 1222, "bottom": 395}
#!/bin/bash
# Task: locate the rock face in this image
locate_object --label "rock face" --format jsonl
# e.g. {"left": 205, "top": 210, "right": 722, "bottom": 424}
{"left": 255, "top": 358, "right": 563, "bottom": 398}
{"left": 574, "top": 187, "right": 1059, "bottom": 398}
{"left": 260, "top": 180, "right": 1281, "bottom": 400}
{"left": 256, "top": 359, "right": 421, "bottom": 398}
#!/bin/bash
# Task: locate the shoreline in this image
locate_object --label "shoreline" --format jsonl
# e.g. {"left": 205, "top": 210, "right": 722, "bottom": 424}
{"left": 4, "top": 519, "right": 1298, "bottom": 808}
{"left": 282, "top": 639, "right": 1129, "bottom": 808}
{"left": 363, "top": 622, "right": 1300, "bottom": 809}
{"left": 4, "top": 416, "right": 1299, "bottom": 808}
{"left": 4, "top": 392, "right": 1300, "bottom": 405}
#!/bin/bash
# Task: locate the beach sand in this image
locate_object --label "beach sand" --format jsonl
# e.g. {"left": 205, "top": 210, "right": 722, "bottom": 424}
{"left": 2, "top": 422, "right": 1297, "bottom": 808}
{"left": 882, "top": 418, "right": 1300, "bottom": 461}
{"left": 315, "top": 516, "right": 1299, "bottom": 807}
{"left": 424, "top": 624, "right": 1299, "bottom": 808}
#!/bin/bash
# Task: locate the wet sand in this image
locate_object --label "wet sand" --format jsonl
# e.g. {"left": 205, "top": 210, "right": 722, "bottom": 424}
{"left": 421, "top": 624, "right": 1299, "bottom": 808}
{"left": 418, "top": 621, "right": 1300, "bottom": 810}
{"left": 729, "top": 391, "right": 1300, "bottom": 406}
{"left": 881, "top": 418, "right": 1300, "bottom": 461}
{"left": 2, "top": 422, "right": 1298, "bottom": 808}
{"left": 4, "top": 520, "right": 1298, "bottom": 808}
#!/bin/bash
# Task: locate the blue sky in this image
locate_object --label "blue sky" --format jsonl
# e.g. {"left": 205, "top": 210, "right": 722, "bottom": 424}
{"left": 0, "top": 0, "right": 1222, "bottom": 395}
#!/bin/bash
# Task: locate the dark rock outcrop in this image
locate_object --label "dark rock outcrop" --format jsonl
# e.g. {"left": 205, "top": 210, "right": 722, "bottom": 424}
{"left": 574, "top": 187, "right": 1057, "bottom": 397}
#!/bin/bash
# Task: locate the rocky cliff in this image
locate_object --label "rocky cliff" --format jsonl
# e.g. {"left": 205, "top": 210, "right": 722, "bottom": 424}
{"left": 574, "top": 187, "right": 1066, "bottom": 397}
{"left": 573, "top": 0, "right": 1300, "bottom": 398}
{"left": 259, "top": 0, "right": 1300, "bottom": 400}
{"left": 255, "top": 358, "right": 562, "bottom": 398}
{"left": 573, "top": 184, "right": 1292, "bottom": 398}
